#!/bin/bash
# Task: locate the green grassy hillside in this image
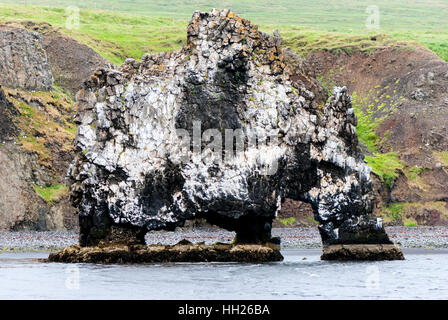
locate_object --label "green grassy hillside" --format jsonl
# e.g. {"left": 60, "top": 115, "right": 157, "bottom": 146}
{"left": 0, "top": 1, "right": 447, "bottom": 64}
{"left": 3, "top": 0, "right": 448, "bottom": 30}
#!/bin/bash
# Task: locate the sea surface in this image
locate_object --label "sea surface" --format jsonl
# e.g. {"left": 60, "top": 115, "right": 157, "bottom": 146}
{"left": 1, "top": 248, "right": 447, "bottom": 299}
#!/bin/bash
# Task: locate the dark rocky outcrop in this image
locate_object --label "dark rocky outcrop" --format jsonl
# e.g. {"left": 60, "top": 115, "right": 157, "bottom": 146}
{"left": 0, "top": 86, "right": 18, "bottom": 142}
{"left": 0, "top": 25, "right": 53, "bottom": 91}
{"left": 65, "top": 9, "right": 402, "bottom": 261}
{"left": 2, "top": 21, "right": 111, "bottom": 97}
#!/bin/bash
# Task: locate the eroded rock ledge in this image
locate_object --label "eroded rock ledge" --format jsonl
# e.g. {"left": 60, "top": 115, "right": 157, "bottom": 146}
{"left": 47, "top": 240, "right": 283, "bottom": 263}
{"left": 321, "top": 244, "right": 404, "bottom": 261}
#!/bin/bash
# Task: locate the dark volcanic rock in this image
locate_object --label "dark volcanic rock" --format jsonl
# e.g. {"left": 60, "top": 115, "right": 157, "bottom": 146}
{"left": 0, "top": 86, "right": 18, "bottom": 141}
{"left": 0, "top": 25, "right": 53, "bottom": 91}
{"left": 69, "top": 9, "right": 400, "bottom": 259}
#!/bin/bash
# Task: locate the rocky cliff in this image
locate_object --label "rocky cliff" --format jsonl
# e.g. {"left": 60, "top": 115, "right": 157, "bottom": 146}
{"left": 0, "top": 25, "right": 53, "bottom": 91}
{"left": 71, "top": 9, "right": 398, "bottom": 258}
{"left": 0, "top": 23, "right": 107, "bottom": 231}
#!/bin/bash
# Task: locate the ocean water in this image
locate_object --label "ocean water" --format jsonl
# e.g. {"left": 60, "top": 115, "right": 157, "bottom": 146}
{"left": 0, "top": 249, "right": 447, "bottom": 299}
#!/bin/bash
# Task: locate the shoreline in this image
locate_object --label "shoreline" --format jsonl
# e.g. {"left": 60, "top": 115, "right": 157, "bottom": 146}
{"left": 0, "top": 226, "right": 447, "bottom": 252}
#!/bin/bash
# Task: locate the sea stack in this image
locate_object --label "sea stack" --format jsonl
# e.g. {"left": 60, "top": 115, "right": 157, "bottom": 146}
{"left": 50, "top": 9, "right": 404, "bottom": 263}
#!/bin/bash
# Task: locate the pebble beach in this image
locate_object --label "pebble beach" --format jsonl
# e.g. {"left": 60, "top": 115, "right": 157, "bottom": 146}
{"left": 0, "top": 226, "right": 447, "bottom": 251}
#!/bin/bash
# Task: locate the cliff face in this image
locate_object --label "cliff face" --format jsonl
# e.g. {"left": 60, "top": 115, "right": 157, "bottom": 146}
{"left": 0, "top": 86, "right": 17, "bottom": 141}
{"left": 0, "top": 23, "right": 107, "bottom": 231}
{"left": 72, "top": 9, "right": 393, "bottom": 248}
{"left": 306, "top": 46, "right": 448, "bottom": 226}
{"left": 0, "top": 26, "right": 53, "bottom": 91}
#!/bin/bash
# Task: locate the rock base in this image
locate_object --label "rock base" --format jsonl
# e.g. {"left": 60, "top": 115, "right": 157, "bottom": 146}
{"left": 47, "top": 240, "right": 284, "bottom": 264}
{"left": 321, "top": 244, "right": 405, "bottom": 261}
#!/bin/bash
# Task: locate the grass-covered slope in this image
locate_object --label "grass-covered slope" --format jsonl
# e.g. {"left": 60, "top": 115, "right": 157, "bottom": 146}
{"left": 1, "top": 2, "right": 447, "bottom": 64}
{"left": 0, "top": 4, "right": 186, "bottom": 65}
